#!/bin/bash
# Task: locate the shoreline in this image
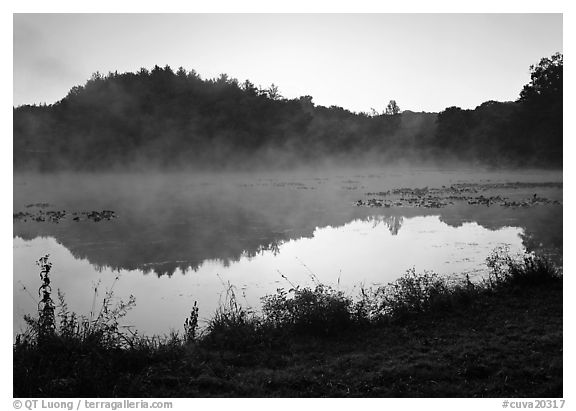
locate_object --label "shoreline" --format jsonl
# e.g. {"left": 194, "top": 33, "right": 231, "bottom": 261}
{"left": 14, "top": 254, "right": 563, "bottom": 397}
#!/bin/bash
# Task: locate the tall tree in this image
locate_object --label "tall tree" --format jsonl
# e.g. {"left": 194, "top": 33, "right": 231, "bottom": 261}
{"left": 519, "top": 53, "right": 563, "bottom": 104}
{"left": 517, "top": 52, "right": 563, "bottom": 164}
{"left": 385, "top": 100, "right": 401, "bottom": 115}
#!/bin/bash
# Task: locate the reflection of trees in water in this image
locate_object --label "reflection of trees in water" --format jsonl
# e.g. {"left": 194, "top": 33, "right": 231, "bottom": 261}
{"left": 14, "top": 202, "right": 321, "bottom": 277}
{"left": 520, "top": 231, "right": 563, "bottom": 268}
{"left": 439, "top": 203, "right": 562, "bottom": 267}
{"left": 254, "top": 240, "right": 282, "bottom": 256}
{"left": 15, "top": 214, "right": 406, "bottom": 277}
{"left": 14, "top": 199, "right": 561, "bottom": 277}
{"left": 368, "top": 215, "right": 404, "bottom": 235}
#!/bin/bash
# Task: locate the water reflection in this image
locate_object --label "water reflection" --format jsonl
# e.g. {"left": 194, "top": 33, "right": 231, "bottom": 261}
{"left": 14, "top": 215, "right": 525, "bottom": 337}
{"left": 14, "top": 203, "right": 560, "bottom": 277}
{"left": 382, "top": 215, "right": 403, "bottom": 235}
{"left": 14, "top": 170, "right": 562, "bottom": 276}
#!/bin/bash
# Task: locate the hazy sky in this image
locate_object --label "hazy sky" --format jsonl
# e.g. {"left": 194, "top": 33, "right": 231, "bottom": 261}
{"left": 13, "top": 13, "right": 562, "bottom": 112}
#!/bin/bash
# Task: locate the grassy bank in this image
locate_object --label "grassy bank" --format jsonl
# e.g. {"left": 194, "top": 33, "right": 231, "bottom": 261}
{"left": 14, "top": 250, "right": 562, "bottom": 397}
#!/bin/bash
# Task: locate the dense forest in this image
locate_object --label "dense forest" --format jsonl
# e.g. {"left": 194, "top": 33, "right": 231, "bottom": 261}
{"left": 13, "top": 53, "right": 562, "bottom": 170}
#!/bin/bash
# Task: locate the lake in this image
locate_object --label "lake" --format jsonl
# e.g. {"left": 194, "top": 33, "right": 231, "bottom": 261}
{"left": 13, "top": 167, "right": 563, "bottom": 337}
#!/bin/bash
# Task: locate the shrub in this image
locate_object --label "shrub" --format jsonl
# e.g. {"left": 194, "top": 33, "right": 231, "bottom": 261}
{"left": 507, "top": 254, "right": 560, "bottom": 286}
{"left": 262, "top": 284, "right": 354, "bottom": 336}
{"left": 486, "top": 247, "right": 561, "bottom": 288}
{"left": 355, "top": 269, "right": 452, "bottom": 323}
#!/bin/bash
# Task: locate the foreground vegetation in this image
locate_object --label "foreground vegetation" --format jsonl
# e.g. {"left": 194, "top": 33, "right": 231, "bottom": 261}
{"left": 14, "top": 250, "right": 562, "bottom": 397}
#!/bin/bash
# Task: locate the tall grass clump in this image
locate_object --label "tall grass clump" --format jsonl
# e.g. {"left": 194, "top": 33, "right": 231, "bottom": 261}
{"left": 201, "top": 284, "right": 262, "bottom": 349}
{"left": 18, "top": 263, "right": 137, "bottom": 352}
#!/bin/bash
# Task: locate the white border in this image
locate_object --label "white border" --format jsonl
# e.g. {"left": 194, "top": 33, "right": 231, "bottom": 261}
{"left": 4, "top": 2, "right": 573, "bottom": 409}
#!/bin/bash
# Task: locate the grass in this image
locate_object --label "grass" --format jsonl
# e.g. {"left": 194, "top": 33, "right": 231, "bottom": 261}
{"left": 13, "top": 249, "right": 562, "bottom": 397}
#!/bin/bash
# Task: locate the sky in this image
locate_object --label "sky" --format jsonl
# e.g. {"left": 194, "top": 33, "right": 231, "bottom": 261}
{"left": 13, "top": 13, "right": 562, "bottom": 113}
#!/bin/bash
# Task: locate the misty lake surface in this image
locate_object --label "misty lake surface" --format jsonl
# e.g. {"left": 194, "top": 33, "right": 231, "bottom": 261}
{"left": 13, "top": 168, "right": 562, "bottom": 336}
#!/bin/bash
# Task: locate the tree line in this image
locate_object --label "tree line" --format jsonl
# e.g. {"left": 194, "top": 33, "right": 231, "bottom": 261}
{"left": 13, "top": 53, "right": 562, "bottom": 170}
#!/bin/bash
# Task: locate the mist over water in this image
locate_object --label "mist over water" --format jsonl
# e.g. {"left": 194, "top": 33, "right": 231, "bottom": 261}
{"left": 13, "top": 166, "right": 562, "bottom": 336}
